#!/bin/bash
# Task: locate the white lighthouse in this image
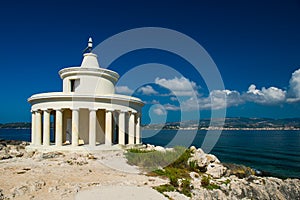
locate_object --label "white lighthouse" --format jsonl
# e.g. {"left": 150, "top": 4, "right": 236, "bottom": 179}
{"left": 28, "top": 38, "right": 144, "bottom": 149}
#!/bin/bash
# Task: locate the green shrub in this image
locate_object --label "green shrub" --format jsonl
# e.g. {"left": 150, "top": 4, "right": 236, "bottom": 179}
{"left": 126, "top": 146, "right": 198, "bottom": 197}
{"left": 180, "top": 179, "right": 193, "bottom": 197}
{"left": 152, "top": 169, "right": 166, "bottom": 176}
{"left": 201, "top": 176, "right": 210, "bottom": 187}
{"left": 201, "top": 175, "right": 220, "bottom": 190}
{"left": 127, "top": 148, "right": 154, "bottom": 153}
{"left": 188, "top": 160, "right": 198, "bottom": 171}
{"left": 224, "top": 179, "right": 231, "bottom": 185}
{"left": 153, "top": 184, "right": 176, "bottom": 193}
{"left": 170, "top": 175, "right": 179, "bottom": 187}
{"left": 204, "top": 184, "right": 220, "bottom": 190}
{"left": 167, "top": 147, "right": 191, "bottom": 169}
{"left": 125, "top": 146, "right": 189, "bottom": 171}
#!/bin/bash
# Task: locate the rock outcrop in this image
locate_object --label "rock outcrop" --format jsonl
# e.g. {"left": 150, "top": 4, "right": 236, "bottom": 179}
{"left": 187, "top": 146, "right": 300, "bottom": 200}
{"left": 0, "top": 140, "right": 30, "bottom": 160}
{"left": 0, "top": 141, "right": 299, "bottom": 200}
{"left": 146, "top": 144, "right": 300, "bottom": 200}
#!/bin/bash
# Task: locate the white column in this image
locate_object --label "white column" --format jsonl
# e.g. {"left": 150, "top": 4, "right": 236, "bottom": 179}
{"left": 128, "top": 112, "right": 135, "bottom": 145}
{"left": 105, "top": 110, "right": 113, "bottom": 145}
{"left": 35, "top": 111, "right": 42, "bottom": 146}
{"left": 72, "top": 109, "right": 79, "bottom": 146}
{"left": 43, "top": 110, "right": 50, "bottom": 146}
{"left": 31, "top": 111, "right": 36, "bottom": 145}
{"left": 118, "top": 111, "right": 125, "bottom": 145}
{"left": 89, "top": 109, "right": 97, "bottom": 147}
{"left": 55, "top": 109, "right": 63, "bottom": 146}
{"left": 135, "top": 113, "right": 141, "bottom": 144}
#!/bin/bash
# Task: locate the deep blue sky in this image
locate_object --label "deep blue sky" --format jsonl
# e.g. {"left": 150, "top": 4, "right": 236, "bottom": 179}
{"left": 0, "top": 0, "right": 299, "bottom": 123}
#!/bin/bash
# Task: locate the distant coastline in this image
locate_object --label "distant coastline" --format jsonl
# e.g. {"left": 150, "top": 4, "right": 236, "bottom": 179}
{"left": 2, "top": 117, "right": 300, "bottom": 130}
{"left": 142, "top": 127, "right": 300, "bottom": 131}
{"left": 142, "top": 117, "right": 300, "bottom": 131}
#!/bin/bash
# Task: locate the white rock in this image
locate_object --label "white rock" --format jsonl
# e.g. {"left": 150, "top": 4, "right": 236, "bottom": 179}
{"left": 164, "top": 191, "right": 190, "bottom": 200}
{"left": 154, "top": 146, "right": 166, "bottom": 152}
{"left": 189, "top": 146, "right": 197, "bottom": 153}
{"left": 206, "top": 163, "right": 227, "bottom": 179}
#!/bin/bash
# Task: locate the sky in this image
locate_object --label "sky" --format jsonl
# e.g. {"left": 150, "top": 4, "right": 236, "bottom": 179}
{"left": 0, "top": 0, "right": 299, "bottom": 124}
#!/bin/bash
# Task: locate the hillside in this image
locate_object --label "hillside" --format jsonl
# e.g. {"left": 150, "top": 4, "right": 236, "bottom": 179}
{"left": 142, "top": 117, "right": 300, "bottom": 130}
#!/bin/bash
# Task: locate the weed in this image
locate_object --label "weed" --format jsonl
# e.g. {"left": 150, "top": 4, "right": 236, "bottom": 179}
{"left": 201, "top": 175, "right": 220, "bottom": 190}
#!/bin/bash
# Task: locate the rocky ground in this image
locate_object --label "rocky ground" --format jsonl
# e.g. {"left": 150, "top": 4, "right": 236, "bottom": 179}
{"left": 187, "top": 146, "right": 300, "bottom": 200}
{"left": 0, "top": 140, "right": 167, "bottom": 200}
{"left": 0, "top": 140, "right": 299, "bottom": 200}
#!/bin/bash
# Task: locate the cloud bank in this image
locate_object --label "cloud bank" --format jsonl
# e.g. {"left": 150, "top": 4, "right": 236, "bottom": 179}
{"left": 116, "top": 68, "right": 300, "bottom": 112}
{"left": 155, "top": 77, "right": 199, "bottom": 96}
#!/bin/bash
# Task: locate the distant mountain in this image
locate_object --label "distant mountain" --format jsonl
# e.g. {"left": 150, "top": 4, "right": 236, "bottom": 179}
{"left": 142, "top": 117, "right": 300, "bottom": 130}
{"left": 0, "top": 122, "right": 31, "bottom": 129}
{"left": 2, "top": 118, "right": 300, "bottom": 130}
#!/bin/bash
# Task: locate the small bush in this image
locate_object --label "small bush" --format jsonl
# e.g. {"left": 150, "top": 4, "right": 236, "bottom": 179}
{"left": 127, "top": 148, "right": 152, "bottom": 153}
{"left": 204, "top": 184, "right": 220, "bottom": 190}
{"left": 125, "top": 146, "right": 191, "bottom": 171}
{"left": 188, "top": 160, "right": 198, "bottom": 171}
{"left": 152, "top": 169, "right": 166, "bottom": 176}
{"left": 170, "top": 175, "right": 179, "bottom": 187}
{"left": 224, "top": 179, "right": 231, "bottom": 185}
{"left": 180, "top": 179, "right": 193, "bottom": 197}
{"left": 127, "top": 146, "right": 198, "bottom": 197}
{"left": 201, "top": 176, "right": 210, "bottom": 187}
{"left": 201, "top": 175, "right": 220, "bottom": 190}
{"left": 167, "top": 147, "right": 191, "bottom": 169}
{"left": 154, "top": 184, "right": 176, "bottom": 193}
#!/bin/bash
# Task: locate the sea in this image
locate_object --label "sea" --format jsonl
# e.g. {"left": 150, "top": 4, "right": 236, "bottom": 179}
{"left": 0, "top": 129, "right": 299, "bottom": 179}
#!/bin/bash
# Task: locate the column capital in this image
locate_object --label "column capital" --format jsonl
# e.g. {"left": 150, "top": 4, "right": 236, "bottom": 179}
{"left": 105, "top": 109, "right": 114, "bottom": 113}
{"left": 89, "top": 108, "right": 98, "bottom": 112}
{"left": 72, "top": 108, "right": 80, "bottom": 112}
{"left": 42, "top": 109, "right": 51, "bottom": 113}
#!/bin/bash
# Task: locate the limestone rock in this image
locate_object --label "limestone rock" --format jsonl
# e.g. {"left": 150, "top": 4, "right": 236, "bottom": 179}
{"left": 146, "top": 144, "right": 155, "bottom": 151}
{"left": 223, "top": 163, "right": 255, "bottom": 178}
{"left": 189, "top": 146, "right": 197, "bottom": 153}
{"left": 206, "top": 163, "right": 227, "bottom": 179}
{"left": 41, "top": 152, "right": 64, "bottom": 159}
{"left": 164, "top": 191, "right": 190, "bottom": 200}
{"left": 154, "top": 146, "right": 166, "bottom": 152}
{"left": 0, "top": 153, "right": 12, "bottom": 160}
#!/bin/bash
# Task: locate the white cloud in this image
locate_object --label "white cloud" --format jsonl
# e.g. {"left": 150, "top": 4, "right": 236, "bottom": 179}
{"left": 208, "top": 89, "right": 243, "bottom": 109}
{"left": 137, "top": 85, "right": 158, "bottom": 95}
{"left": 115, "top": 86, "right": 133, "bottom": 95}
{"left": 164, "top": 103, "right": 180, "bottom": 111}
{"left": 170, "top": 90, "right": 243, "bottom": 111}
{"left": 144, "top": 99, "right": 160, "bottom": 104}
{"left": 142, "top": 68, "right": 300, "bottom": 113}
{"left": 155, "top": 77, "right": 199, "bottom": 96}
{"left": 243, "top": 84, "right": 286, "bottom": 105}
{"left": 193, "top": 90, "right": 243, "bottom": 110}
{"left": 181, "top": 96, "right": 200, "bottom": 111}
{"left": 290, "top": 69, "right": 300, "bottom": 99}
{"left": 153, "top": 105, "right": 167, "bottom": 115}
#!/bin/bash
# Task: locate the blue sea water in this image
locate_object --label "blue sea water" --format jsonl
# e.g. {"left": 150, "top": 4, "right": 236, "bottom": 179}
{"left": 0, "top": 129, "right": 299, "bottom": 179}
